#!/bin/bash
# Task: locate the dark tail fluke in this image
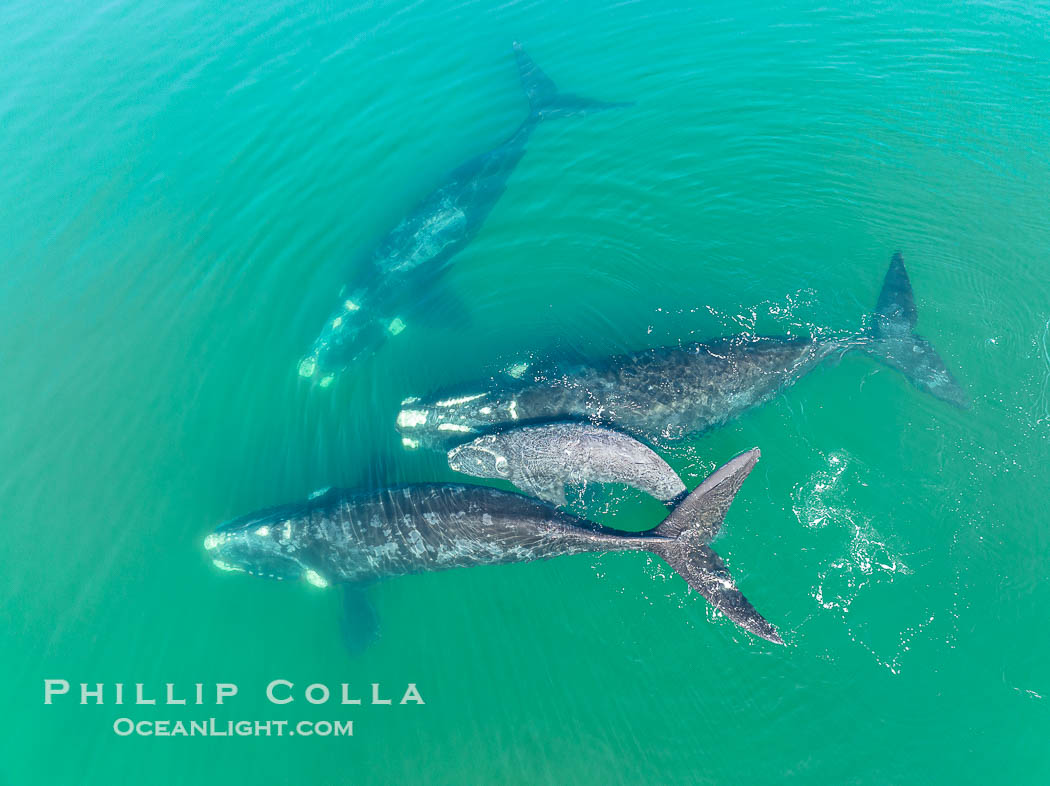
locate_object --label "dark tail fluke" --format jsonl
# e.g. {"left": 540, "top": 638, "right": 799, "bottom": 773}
{"left": 649, "top": 449, "right": 783, "bottom": 645}
{"left": 864, "top": 252, "right": 969, "bottom": 409}
{"left": 513, "top": 42, "right": 632, "bottom": 120}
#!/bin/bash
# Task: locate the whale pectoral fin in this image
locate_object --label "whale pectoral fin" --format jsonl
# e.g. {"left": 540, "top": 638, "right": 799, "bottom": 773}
{"left": 408, "top": 284, "right": 475, "bottom": 333}
{"left": 517, "top": 476, "right": 568, "bottom": 507}
{"left": 823, "top": 345, "right": 851, "bottom": 369}
{"left": 545, "top": 483, "right": 569, "bottom": 508}
{"left": 341, "top": 449, "right": 397, "bottom": 493}
{"left": 339, "top": 584, "right": 380, "bottom": 656}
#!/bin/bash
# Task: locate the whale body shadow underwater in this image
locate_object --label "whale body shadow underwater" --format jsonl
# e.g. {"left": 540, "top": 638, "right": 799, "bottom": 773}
{"left": 297, "top": 43, "right": 628, "bottom": 387}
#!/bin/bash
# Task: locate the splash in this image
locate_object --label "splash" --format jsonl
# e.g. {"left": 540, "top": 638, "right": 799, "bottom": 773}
{"left": 797, "top": 451, "right": 935, "bottom": 674}
{"left": 792, "top": 450, "right": 852, "bottom": 529}
{"left": 699, "top": 288, "right": 827, "bottom": 341}
{"left": 1034, "top": 316, "right": 1050, "bottom": 424}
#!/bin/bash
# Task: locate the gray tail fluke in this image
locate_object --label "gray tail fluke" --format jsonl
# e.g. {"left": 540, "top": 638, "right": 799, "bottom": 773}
{"left": 864, "top": 252, "right": 969, "bottom": 409}
{"left": 513, "top": 42, "right": 632, "bottom": 120}
{"left": 648, "top": 448, "right": 783, "bottom": 645}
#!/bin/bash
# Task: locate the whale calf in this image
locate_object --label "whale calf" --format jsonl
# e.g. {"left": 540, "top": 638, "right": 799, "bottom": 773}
{"left": 298, "top": 44, "right": 627, "bottom": 385}
{"left": 447, "top": 423, "right": 686, "bottom": 506}
{"left": 396, "top": 253, "right": 968, "bottom": 447}
{"left": 205, "top": 449, "right": 782, "bottom": 644}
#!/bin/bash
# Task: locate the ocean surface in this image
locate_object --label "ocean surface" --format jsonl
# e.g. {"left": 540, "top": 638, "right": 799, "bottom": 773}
{"left": 3, "top": 0, "right": 1049, "bottom": 783}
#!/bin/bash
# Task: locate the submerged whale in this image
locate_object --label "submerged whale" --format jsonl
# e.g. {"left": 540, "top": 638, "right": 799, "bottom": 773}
{"left": 204, "top": 449, "right": 783, "bottom": 644}
{"left": 298, "top": 44, "right": 627, "bottom": 385}
{"left": 448, "top": 423, "right": 686, "bottom": 506}
{"left": 396, "top": 253, "right": 968, "bottom": 447}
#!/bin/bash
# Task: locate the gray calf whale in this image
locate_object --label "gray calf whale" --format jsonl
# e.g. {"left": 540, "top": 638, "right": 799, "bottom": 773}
{"left": 205, "top": 449, "right": 782, "bottom": 644}
{"left": 298, "top": 44, "right": 628, "bottom": 385}
{"left": 448, "top": 423, "right": 686, "bottom": 506}
{"left": 396, "top": 252, "right": 967, "bottom": 447}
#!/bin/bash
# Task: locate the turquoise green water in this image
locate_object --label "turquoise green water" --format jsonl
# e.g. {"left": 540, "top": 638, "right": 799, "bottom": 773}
{"left": 3, "top": 0, "right": 1050, "bottom": 782}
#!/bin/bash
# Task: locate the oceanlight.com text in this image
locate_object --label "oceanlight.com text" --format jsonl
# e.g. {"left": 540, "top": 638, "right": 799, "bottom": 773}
{"left": 112, "top": 718, "right": 353, "bottom": 737}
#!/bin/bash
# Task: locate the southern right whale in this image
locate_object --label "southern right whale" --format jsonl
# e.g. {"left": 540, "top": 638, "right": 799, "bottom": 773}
{"left": 205, "top": 448, "right": 782, "bottom": 644}
{"left": 448, "top": 423, "right": 686, "bottom": 506}
{"left": 298, "top": 43, "right": 627, "bottom": 386}
{"left": 397, "top": 252, "right": 968, "bottom": 448}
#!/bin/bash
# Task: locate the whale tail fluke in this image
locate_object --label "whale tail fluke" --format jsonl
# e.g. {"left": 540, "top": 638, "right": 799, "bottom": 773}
{"left": 513, "top": 42, "right": 632, "bottom": 120}
{"left": 863, "top": 252, "right": 969, "bottom": 409}
{"left": 649, "top": 448, "right": 783, "bottom": 645}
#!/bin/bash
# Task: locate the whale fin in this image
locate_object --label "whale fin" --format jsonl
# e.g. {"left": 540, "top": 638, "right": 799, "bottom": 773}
{"left": 534, "top": 481, "right": 568, "bottom": 508}
{"left": 659, "top": 539, "right": 782, "bottom": 645}
{"left": 648, "top": 448, "right": 783, "bottom": 645}
{"left": 516, "top": 473, "right": 568, "bottom": 507}
{"left": 873, "top": 251, "right": 918, "bottom": 336}
{"left": 340, "top": 585, "right": 379, "bottom": 656}
{"left": 651, "top": 448, "right": 759, "bottom": 541}
{"left": 864, "top": 252, "right": 969, "bottom": 409}
{"left": 513, "top": 42, "right": 631, "bottom": 120}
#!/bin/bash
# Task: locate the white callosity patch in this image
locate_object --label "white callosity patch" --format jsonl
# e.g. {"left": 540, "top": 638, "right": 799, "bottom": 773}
{"left": 304, "top": 569, "right": 329, "bottom": 588}
{"left": 437, "top": 423, "right": 473, "bottom": 432}
{"left": 211, "top": 559, "right": 244, "bottom": 573}
{"left": 397, "top": 410, "right": 428, "bottom": 428}
{"left": 435, "top": 393, "right": 487, "bottom": 407}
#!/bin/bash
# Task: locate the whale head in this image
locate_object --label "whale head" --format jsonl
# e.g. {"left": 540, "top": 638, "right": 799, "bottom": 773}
{"left": 447, "top": 435, "right": 511, "bottom": 480}
{"left": 204, "top": 503, "right": 328, "bottom": 586}
{"left": 298, "top": 297, "right": 388, "bottom": 386}
{"left": 397, "top": 391, "right": 525, "bottom": 449}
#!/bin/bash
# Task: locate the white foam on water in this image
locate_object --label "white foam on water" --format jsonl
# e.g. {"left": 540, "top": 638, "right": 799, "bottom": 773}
{"left": 792, "top": 450, "right": 851, "bottom": 529}
{"left": 1034, "top": 315, "right": 1050, "bottom": 424}
{"left": 797, "top": 450, "right": 936, "bottom": 675}
{"left": 505, "top": 361, "right": 530, "bottom": 379}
